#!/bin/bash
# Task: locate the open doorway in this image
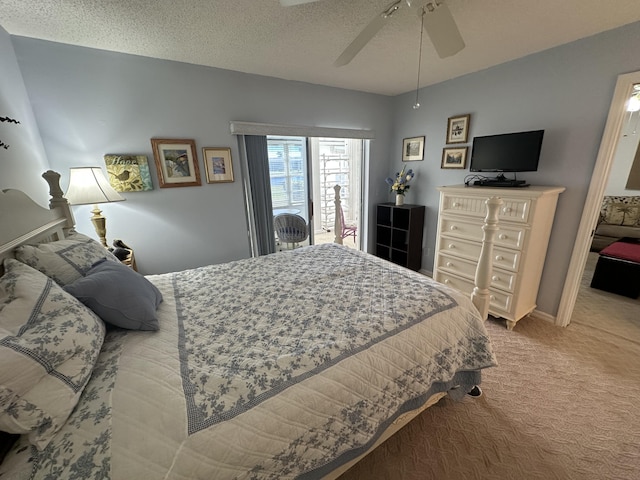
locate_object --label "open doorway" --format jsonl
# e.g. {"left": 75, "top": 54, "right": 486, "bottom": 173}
{"left": 267, "top": 136, "right": 363, "bottom": 251}
{"left": 557, "top": 71, "right": 640, "bottom": 327}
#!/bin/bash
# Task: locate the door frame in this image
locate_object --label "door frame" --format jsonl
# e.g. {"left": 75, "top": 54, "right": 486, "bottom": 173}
{"left": 556, "top": 70, "right": 640, "bottom": 327}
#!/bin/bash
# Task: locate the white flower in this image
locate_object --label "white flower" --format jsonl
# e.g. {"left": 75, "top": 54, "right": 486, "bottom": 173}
{"left": 385, "top": 166, "right": 415, "bottom": 195}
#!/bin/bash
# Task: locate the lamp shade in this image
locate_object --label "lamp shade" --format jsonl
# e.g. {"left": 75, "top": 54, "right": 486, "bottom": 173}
{"left": 65, "top": 167, "right": 125, "bottom": 205}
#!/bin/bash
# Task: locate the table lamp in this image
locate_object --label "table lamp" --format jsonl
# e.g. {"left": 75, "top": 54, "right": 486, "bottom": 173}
{"left": 65, "top": 167, "right": 125, "bottom": 247}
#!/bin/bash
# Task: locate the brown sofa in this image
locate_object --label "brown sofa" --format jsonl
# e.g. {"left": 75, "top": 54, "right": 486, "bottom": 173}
{"left": 591, "top": 196, "right": 640, "bottom": 251}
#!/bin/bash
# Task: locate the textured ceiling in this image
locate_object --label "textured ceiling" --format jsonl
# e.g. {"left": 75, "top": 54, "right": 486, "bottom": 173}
{"left": 2, "top": 0, "right": 640, "bottom": 96}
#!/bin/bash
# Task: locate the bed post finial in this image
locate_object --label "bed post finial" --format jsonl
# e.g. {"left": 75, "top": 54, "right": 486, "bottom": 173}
{"left": 333, "top": 185, "right": 344, "bottom": 245}
{"left": 42, "top": 170, "right": 75, "bottom": 233}
{"left": 471, "top": 196, "right": 503, "bottom": 321}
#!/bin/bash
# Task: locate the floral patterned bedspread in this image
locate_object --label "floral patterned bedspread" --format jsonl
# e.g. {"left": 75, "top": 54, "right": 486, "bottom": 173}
{"left": 0, "top": 244, "right": 496, "bottom": 480}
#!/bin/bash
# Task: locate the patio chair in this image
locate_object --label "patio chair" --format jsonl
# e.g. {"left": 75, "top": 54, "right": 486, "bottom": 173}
{"left": 339, "top": 204, "right": 358, "bottom": 243}
{"left": 274, "top": 213, "right": 309, "bottom": 249}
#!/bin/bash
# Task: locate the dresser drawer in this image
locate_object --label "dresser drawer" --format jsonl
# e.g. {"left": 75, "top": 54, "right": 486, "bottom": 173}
{"left": 437, "top": 253, "right": 516, "bottom": 293}
{"left": 441, "top": 194, "right": 532, "bottom": 224}
{"left": 434, "top": 271, "right": 513, "bottom": 314}
{"left": 440, "top": 217, "right": 526, "bottom": 250}
{"left": 437, "top": 236, "right": 520, "bottom": 271}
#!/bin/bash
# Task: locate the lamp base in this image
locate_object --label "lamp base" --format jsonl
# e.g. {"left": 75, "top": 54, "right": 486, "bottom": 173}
{"left": 90, "top": 204, "right": 108, "bottom": 248}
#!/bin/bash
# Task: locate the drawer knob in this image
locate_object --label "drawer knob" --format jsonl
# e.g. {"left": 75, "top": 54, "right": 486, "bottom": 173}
{"left": 503, "top": 207, "right": 512, "bottom": 213}
{"left": 446, "top": 261, "right": 453, "bottom": 267}
{"left": 495, "top": 255, "right": 503, "bottom": 261}
{"left": 490, "top": 295, "right": 495, "bottom": 300}
{"left": 492, "top": 275, "right": 500, "bottom": 281}
{"left": 450, "top": 225, "right": 458, "bottom": 231}
{"left": 498, "top": 234, "right": 507, "bottom": 240}
{"left": 444, "top": 279, "right": 451, "bottom": 284}
{"left": 452, "top": 202, "right": 460, "bottom": 207}
{"left": 448, "top": 244, "right": 455, "bottom": 249}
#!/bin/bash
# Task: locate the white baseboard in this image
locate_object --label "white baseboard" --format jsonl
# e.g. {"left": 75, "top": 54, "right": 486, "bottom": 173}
{"left": 528, "top": 309, "right": 557, "bottom": 325}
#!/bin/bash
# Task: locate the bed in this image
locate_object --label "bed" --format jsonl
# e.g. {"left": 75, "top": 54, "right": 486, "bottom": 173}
{"left": 0, "top": 171, "right": 500, "bottom": 479}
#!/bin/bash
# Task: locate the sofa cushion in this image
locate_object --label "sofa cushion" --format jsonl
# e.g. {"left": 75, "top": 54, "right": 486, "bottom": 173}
{"left": 600, "top": 240, "right": 640, "bottom": 263}
{"left": 594, "top": 223, "right": 640, "bottom": 239}
{"left": 599, "top": 196, "right": 640, "bottom": 226}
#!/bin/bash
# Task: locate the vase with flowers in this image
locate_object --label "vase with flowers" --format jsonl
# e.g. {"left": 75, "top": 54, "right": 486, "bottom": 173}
{"left": 385, "top": 166, "right": 415, "bottom": 206}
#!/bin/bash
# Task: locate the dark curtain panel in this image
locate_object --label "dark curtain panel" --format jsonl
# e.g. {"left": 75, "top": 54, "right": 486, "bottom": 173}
{"left": 245, "top": 135, "right": 276, "bottom": 255}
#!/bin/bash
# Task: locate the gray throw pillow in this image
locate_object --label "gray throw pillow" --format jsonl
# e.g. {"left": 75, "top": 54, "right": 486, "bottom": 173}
{"left": 64, "top": 259, "right": 162, "bottom": 331}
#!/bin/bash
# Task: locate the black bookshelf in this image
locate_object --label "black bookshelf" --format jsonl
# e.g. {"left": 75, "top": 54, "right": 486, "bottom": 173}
{"left": 375, "top": 203, "right": 425, "bottom": 271}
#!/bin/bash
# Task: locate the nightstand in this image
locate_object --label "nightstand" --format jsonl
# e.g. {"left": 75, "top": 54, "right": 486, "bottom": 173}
{"left": 121, "top": 248, "right": 137, "bottom": 271}
{"left": 110, "top": 240, "right": 137, "bottom": 271}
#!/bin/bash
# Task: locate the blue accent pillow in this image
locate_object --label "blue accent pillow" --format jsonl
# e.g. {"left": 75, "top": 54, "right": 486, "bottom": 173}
{"left": 64, "top": 259, "right": 162, "bottom": 331}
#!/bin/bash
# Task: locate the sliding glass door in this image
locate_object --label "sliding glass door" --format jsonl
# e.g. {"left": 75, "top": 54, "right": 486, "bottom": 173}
{"left": 241, "top": 133, "right": 365, "bottom": 255}
{"left": 267, "top": 136, "right": 363, "bottom": 251}
{"left": 268, "top": 136, "right": 312, "bottom": 248}
{"left": 310, "top": 138, "right": 362, "bottom": 247}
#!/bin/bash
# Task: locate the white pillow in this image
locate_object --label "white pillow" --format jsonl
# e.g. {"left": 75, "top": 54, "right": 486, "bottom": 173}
{"left": 14, "top": 232, "right": 119, "bottom": 286}
{"left": 0, "top": 259, "right": 105, "bottom": 450}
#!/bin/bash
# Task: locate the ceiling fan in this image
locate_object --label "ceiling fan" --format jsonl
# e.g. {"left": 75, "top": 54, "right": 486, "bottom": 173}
{"left": 279, "top": 0, "right": 465, "bottom": 66}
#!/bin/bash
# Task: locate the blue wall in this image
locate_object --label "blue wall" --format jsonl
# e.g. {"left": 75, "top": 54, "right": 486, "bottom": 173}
{"left": 0, "top": 26, "right": 49, "bottom": 205}
{"left": 392, "top": 21, "right": 640, "bottom": 315}
{"left": 7, "top": 37, "right": 393, "bottom": 273}
{"left": 3, "top": 21, "right": 640, "bottom": 317}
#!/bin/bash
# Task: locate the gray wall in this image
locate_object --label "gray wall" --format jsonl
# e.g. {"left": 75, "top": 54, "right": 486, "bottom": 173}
{"left": 9, "top": 37, "right": 393, "bottom": 274}
{"left": 391, "top": 21, "right": 640, "bottom": 315}
{"left": 0, "top": 26, "right": 49, "bottom": 205}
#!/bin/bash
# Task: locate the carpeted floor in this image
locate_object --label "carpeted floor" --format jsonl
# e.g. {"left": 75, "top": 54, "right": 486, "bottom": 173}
{"left": 338, "top": 253, "right": 640, "bottom": 480}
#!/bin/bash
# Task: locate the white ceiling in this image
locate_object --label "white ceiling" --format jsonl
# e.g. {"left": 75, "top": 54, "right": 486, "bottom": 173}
{"left": 2, "top": 0, "right": 640, "bottom": 96}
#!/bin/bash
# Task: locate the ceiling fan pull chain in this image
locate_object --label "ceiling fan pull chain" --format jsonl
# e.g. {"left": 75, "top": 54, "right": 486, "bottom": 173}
{"left": 413, "top": 8, "right": 426, "bottom": 109}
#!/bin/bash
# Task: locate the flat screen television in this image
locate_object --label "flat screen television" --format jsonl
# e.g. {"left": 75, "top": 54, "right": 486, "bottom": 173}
{"left": 469, "top": 130, "right": 544, "bottom": 186}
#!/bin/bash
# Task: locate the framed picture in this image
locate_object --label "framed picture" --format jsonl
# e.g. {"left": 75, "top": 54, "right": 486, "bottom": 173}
{"left": 441, "top": 147, "right": 468, "bottom": 169}
{"left": 402, "top": 136, "right": 425, "bottom": 161}
{"left": 203, "top": 147, "right": 234, "bottom": 183}
{"left": 446, "top": 114, "right": 470, "bottom": 144}
{"left": 151, "top": 138, "right": 201, "bottom": 188}
{"left": 104, "top": 154, "right": 153, "bottom": 192}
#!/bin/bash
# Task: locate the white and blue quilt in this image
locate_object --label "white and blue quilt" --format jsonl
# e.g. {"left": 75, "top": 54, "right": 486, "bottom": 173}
{"left": 0, "top": 244, "right": 496, "bottom": 479}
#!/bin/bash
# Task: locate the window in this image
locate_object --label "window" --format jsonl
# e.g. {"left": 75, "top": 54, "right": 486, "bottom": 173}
{"left": 267, "top": 136, "right": 308, "bottom": 210}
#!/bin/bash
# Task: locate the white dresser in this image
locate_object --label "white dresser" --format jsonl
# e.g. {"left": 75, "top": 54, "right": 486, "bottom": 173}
{"left": 434, "top": 185, "right": 565, "bottom": 330}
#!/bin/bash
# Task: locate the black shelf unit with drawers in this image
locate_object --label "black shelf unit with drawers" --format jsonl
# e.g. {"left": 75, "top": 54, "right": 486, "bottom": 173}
{"left": 375, "top": 203, "right": 425, "bottom": 271}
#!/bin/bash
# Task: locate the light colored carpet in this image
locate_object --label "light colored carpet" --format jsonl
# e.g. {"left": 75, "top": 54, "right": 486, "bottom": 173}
{"left": 338, "top": 253, "right": 640, "bottom": 480}
{"left": 571, "top": 252, "right": 640, "bottom": 344}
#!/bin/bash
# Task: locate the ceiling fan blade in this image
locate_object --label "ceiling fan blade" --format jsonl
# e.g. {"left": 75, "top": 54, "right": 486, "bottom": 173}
{"left": 280, "top": 0, "right": 321, "bottom": 6}
{"left": 423, "top": 2, "right": 465, "bottom": 58}
{"left": 335, "top": 0, "right": 411, "bottom": 67}
{"left": 334, "top": 14, "right": 387, "bottom": 66}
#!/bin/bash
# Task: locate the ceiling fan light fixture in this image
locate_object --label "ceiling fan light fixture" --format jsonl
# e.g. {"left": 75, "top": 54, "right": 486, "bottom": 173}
{"left": 628, "top": 93, "right": 640, "bottom": 113}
